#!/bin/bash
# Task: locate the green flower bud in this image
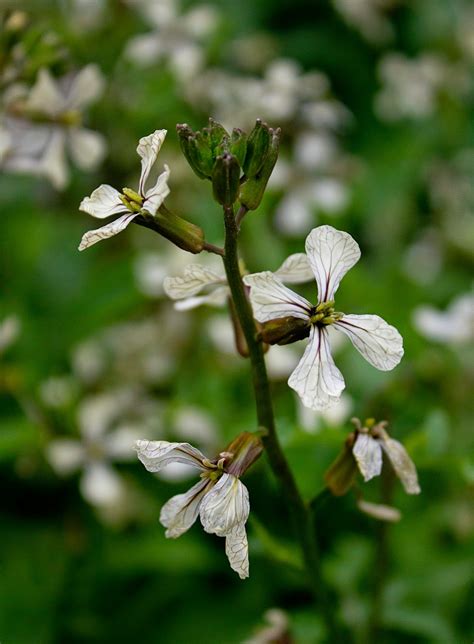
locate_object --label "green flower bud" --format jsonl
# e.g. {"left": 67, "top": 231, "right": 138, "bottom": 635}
{"left": 259, "top": 316, "right": 310, "bottom": 345}
{"left": 230, "top": 128, "right": 247, "bottom": 167}
{"left": 135, "top": 204, "right": 204, "bottom": 254}
{"left": 212, "top": 153, "right": 241, "bottom": 206}
{"left": 239, "top": 127, "right": 281, "bottom": 211}
{"left": 203, "top": 117, "right": 229, "bottom": 152}
{"left": 242, "top": 119, "right": 271, "bottom": 178}
{"left": 176, "top": 124, "right": 214, "bottom": 180}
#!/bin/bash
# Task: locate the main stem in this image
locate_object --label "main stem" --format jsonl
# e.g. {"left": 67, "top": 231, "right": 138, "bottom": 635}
{"left": 222, "top": 206, "right": 341, "bottom": 640}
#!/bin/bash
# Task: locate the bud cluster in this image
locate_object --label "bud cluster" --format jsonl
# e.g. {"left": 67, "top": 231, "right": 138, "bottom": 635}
{"left": 177, "top": 117, "right": 281, "bottom": 210}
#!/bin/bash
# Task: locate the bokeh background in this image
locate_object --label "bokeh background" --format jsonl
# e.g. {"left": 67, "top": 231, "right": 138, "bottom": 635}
{"left": 1, "top": 1, "right": 473, "bottom": 642}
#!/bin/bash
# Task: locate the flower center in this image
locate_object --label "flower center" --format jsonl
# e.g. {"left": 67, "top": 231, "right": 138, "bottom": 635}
{"left": 200, "top": 455, "right": 228, "bottom": 481}
{"left": 309, "top": 300, "right": 343, "bottom": 326}
{"left": 120, "top": 187, "right": 144, "bottom": 213}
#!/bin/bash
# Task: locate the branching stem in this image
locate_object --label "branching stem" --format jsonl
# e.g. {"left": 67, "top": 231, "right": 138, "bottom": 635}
{"left": 221, "top": 205, "right": 342, "bottom": 641}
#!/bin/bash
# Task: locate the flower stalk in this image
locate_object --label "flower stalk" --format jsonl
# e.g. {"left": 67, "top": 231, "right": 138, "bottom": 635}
{"left": 221, "top": 204, "right": 342, "bottom": 640}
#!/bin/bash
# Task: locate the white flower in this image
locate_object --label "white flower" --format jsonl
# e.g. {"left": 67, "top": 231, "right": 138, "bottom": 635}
{"left": 164, "top": 252, "right": 315, "bottom": 311}
{"left": 0, "top": 315, "right": 20, "bottom": 354}
{"left": 135, "top": 439, "right": 251, "bottom": 579}
{"left": 0, "top": 66, "right": 106, "bottom": 189}
{"left": 244, "top": 225, "right": 404, "bottom": 410}
{"left": 46, "top": 389, "right": 147, "bottom": 507}
{"left": 413, "top": 292, "right": 474, "bottom": 345}
{"left": 351, "top": 420, "right": 420, "bottom": 494}
{"left": 78, "top": 130, "right": 170, "bottom": 250}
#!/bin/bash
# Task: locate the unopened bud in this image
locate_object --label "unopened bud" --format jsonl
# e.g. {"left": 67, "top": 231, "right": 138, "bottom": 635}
{"left": 230, "top": 128, "right": 247, "bottom": 167}
{"left": 240, "top": 127, "right": 280, "bottom": 211}
{"left": 176, "top": 124, "right": 214, "bottom": 180}
{"left": 259, "top": 316, "right": 310, "bottom": 345}
{"left": 204, "top": 117, "right": 229, "bottom": 151}
{"left": 243, "top": 119, "right": 271, "bottom": 178}
{"left": 135, "top": 204, "right": 204, "bottom": 254}
{"left": 212, "top": 153, "right": 240, "bottom": 206}
{"left": 225, "top": 432, "right": 263, "bottom": 477}
{"left": 324, "top": 435, "right": 358, "bottom": 496}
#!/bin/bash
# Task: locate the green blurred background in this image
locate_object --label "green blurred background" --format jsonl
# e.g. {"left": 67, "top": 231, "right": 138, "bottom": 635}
{"left": 1, "top": 1, "right": 473, "bottom": 642}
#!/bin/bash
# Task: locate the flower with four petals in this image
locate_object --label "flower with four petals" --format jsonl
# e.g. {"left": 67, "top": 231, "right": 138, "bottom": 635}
{"left": 244, "top": 225, "right": 404, "bottom": 410}
{"left": 135, "top": 435, "right": 262, "bottom": 579}
{"left": 78, "top": 130, "right": 170, "bottom": 250}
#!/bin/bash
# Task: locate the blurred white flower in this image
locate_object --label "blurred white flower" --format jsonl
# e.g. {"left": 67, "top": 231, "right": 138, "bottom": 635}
{"left": 333, "top": 0, "right": 398, "bottom": 44}
{"left": 135, "top": 439, "right": 252, "bottom": 578}
{"left": 297, "top": 391, "right": 353, "bottom": 433}
{"left": 39, "top": 375, "right": 76, "bottom": 409}
{"left": 164, "top": 252, "right": 314, "bottom": 311}
{"left": 244, "top": 225, "right": 404, "bottom": 410}
{"left": 402, "top": 228, "right": 443, "bottom": 286}
{"left": 244, "top": 608, "right": 290, "bottom": 644}
{"left": 125, "top": 0, "right": 218, "bottom": 81}
{"left": 413, "top": 292, "right": 474, "bottom": 345}
{"left": 0, "top": 315, "right": 20, "bottom": 354}
{"left": 47, "top": 389, "right": 150, "bottom": 507}
{"left": 375, "top": 53, "right": 469, "bottom": 121}
{"left": 78, "top": 129, "right": 170, "bottom": 250}
{"left": 0, "top": 65, "right": 106, "bottom": 189}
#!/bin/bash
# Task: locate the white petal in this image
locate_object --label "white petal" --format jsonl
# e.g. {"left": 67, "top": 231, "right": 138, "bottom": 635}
{"left": 225, "top": 523, "right": 249, "bottom": 579}
{"left": 135, "top": 440, "right": 206, "bottom": 472}
{"left": 136, "top": 129, "right": 167, "bottom": 195}
{"left": 305, "top": 225, "right": 361, "bottom": 302}
{"left": 380, "top": 437, "right": 421, "bottom": 494}
{"left": 46, "top": 440, "right": 85, "bottom": 475}
{"left": 357, "top": 499, "right": 401, "bottom": 522}
{"left": 103, "top": 425, "right": 144, "bottom": 461}
{"left": 160, "top": 479, "right": 210, "bottom": 538}
{"left": 164, "top": 264, "right": 226, "bottom": 300}
{"left": 78, "top": 212, "right": 138, "bottom": 251}
{"left": 42, "top": 129, "right": 68, "bottom": 190}
{"left": 79, "top": 184, "right": 125, "bottom": 219}
{"left": 174, "top": 286, "right": 229, "bottom": 311}
{"left": 243, "top": 272, "right": 312, "bottom": 323}
{"left": 68, "top": 127, "right": 107, "bottom": 170}
{"left": 199, "top": 474, "right": 250, "bottom": 537}
{"left": 273, "top": 253, "right": 314, "bottom": 284}
{"left": 143, "top": 164, "right": 170, "bottom": 216}
{"left": 26, "top": 68, "right": 64, "bottom": 116}
{"left": 66, "top": 64, "right": 105, "bottom": 110}
{"left": 334, "top": 314, "right": 404, "bottom": 371}
{"left": 288, "top": 326, "right": 345, "bottom": 410}
{"left": 80, "top": 461, "right": 125, "bottom": 506}
{"left": 352, "top": 433, "right": 383, "bottom": 482}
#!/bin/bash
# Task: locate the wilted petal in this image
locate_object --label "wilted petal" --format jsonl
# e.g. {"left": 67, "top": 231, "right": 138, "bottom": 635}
{"left": 334, "top": 314, "right": 404, "bottom": 371}
{"left": 27, "top": 68, "right": 64, "bottom": 116}
{"left": 135, "top": 440, "right": 206, "bottom": 472}
{"left": 137, "top": 129, "right": 167, "bottom": 195}
{"left": 305, "top": 225, "right": 361, "bottom": 302}
{"left": 273, "top": 253, "right": 314, "bottom": 284}
{"left": 243, "top": 272, "right": 312, "bottom": 323}
{"left": 78, "top": 212, "right": 138, "bottom": 251}
{"left": 174, "top": 285, "right": 230, "bottom": 311}
{"left": 200, "top": 473, "right": 250, "bottom": 537}
{"left": 357, "top": 499, "right": 402, "bottom": 522}
{"left": 66, "top": 64, "right": 105, "bottom": 110}
{"left": 164, "top": 264, "right": 226, "bottom": 300}
{"left": 80, "top": 461, "right": 125, "bottom": 506}
{"left": 352, "top": 433, "right": 383, "bottom": 481}
{"left": 225, "top": 523, "right": 249, "bottom": 579}
{"left": 79, "top": 184, "right": 126, "bottom": 219}
{"left": 160, "top": 479, "right": 210, "bottom": 538}
{"left": 380, "top": 437, "right": 421, "bottom": 494}
{"left": 288, "top": 326, "right": 345, "bottom": 410}
{"left": 69, "top": 127, "right": 107, "bottom": 170}
{"left": 143, "top": 164, "right": 170, "bottom": 215}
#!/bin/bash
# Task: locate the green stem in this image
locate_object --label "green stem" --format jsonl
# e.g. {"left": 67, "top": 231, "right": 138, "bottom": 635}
{"left": 221, "top": 206, "right": 342, "bottom": 640}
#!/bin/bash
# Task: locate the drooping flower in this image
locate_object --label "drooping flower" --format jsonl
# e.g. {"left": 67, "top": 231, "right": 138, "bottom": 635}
{"left": 324, "top": 418, "right": 421, "bottom": 497}
{"left": 0, "top": 66, "right": 106, "bottom": 189}
{"left": 135, "top": 433, "right": 263, "bottom": 579}
{"left": 163, "top": 252, "right": 314, "bottom": 310}
{"left": 78, "top": 130, "right": 170, "bottom": 250}
{"left": 244, "top": 225, "right": 404, "bottom": 410}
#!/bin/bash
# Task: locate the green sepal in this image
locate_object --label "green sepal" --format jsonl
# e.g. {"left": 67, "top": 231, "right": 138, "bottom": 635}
{"left": 135, "top": 204, "right": 204, "bottom": 254}
{"left": 239, "top": 127, "right": 281, "bottom": 210}
{"left": 243, "top": 119, "right": 271, "bottom": 178}
{"left": 212, "top": 153, "right": 241, "bottom": 206}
